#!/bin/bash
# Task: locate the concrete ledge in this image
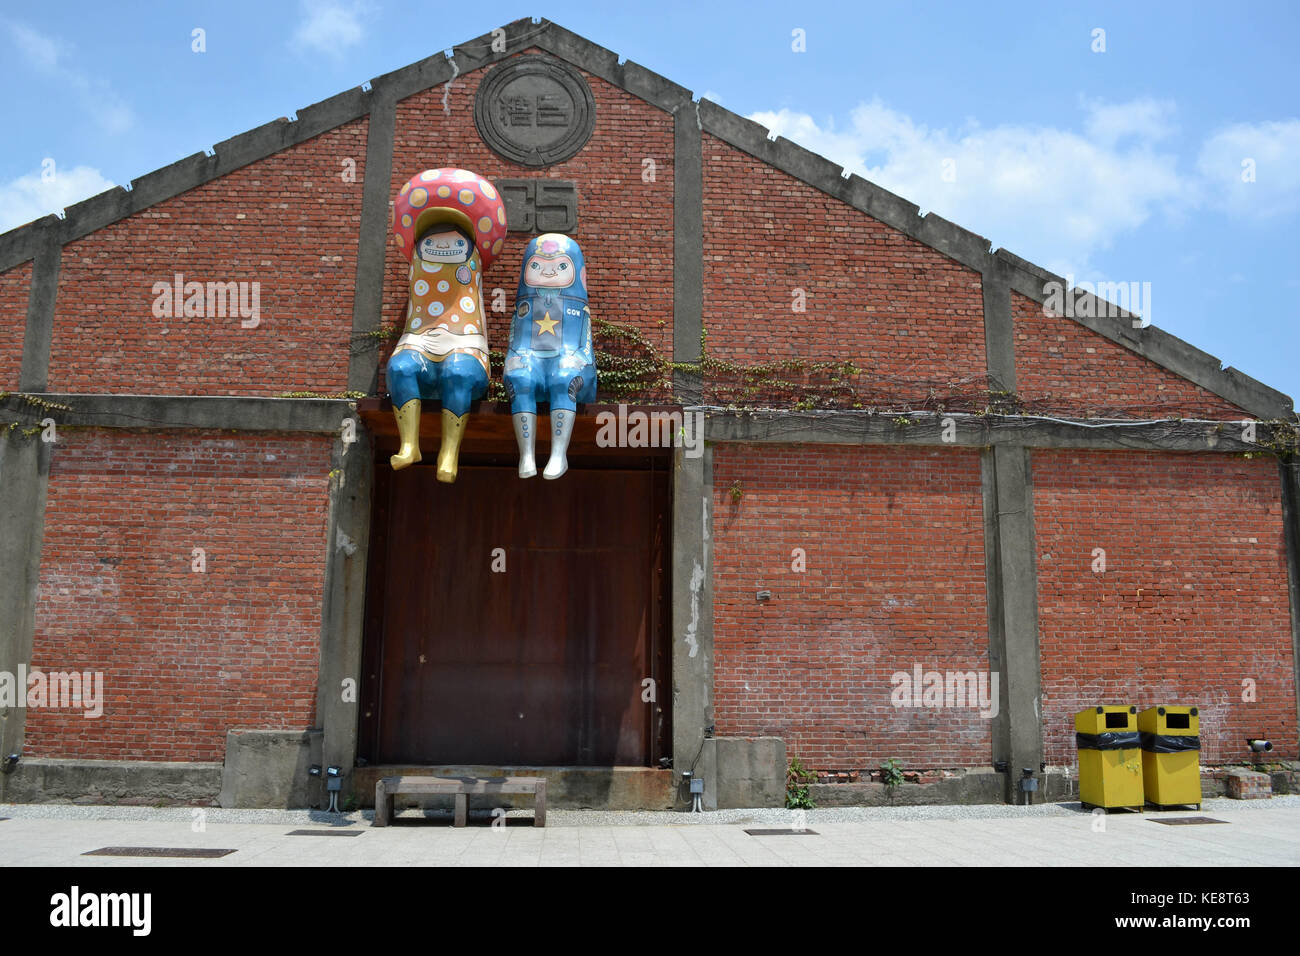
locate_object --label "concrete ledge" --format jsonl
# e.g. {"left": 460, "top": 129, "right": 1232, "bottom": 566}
{"left": 810, "top": 768, "right": 1008, "bottom": 807}
{"left": 0, "top": 393, "right": 355, "bottom": 434}
{"left": 537, "top": 21, "right": 690, "bottom": 112}
{"left": 0, "top": 758, "right": 221, "bottom": 806}
{"left": 700, "top": 407, "right": 1282, "bottom": 452}
{"left": 219, "top": 729, "right": 323, "bottom": 809}
{"left": 712, "top": 736, "right": 785, "bottom": 809}
{"left": 351, "top": 766, "right": 675, "bottom": 811}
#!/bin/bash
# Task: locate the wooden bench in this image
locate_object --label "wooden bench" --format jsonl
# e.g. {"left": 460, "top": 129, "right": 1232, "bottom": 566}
{"left": 373, "top": 775, "right": 546, "bottom": 827}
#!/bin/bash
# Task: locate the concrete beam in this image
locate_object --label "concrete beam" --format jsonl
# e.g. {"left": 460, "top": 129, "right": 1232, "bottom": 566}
{"left": 671, "top": 445, "right": 715, "bottom": 809}
{"left": 314, "top": 426, "right": 373, "bottom": 808}
{"left": 696, "top": 99, "right": 992, "bottom": 275}
{"left": 0, "top": 393, "right": 354, "bottom": 434}
{"left": 981, "top": 256, "right": 1015, "bottom": 394}
{"left": 700, "top": 407, "right": 1281, "bottom": 453}
{"left": 535, "top": 21, "right": 691, "bottom": 113}
{"left": 996, "top": 248, "right": 1293, "bottom": 421}
{"left": 0, "top": 432, "right": 52, "bottom": 802}
{"left": 672, "top": 96, "right": 703, "bottom": 402}
{"left": 18, "top": 236, "right": 61, "bottom": 392}
{"left": 989, "top": 445, "right": 1043, "bottom": 802}
{"left": 347, "top": 91, "right": 396, "bottom": 395}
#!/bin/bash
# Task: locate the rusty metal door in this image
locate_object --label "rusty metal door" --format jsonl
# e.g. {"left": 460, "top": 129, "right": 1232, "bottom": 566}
{"left": 359, "top": 462, "right": 669, "bottom": 766}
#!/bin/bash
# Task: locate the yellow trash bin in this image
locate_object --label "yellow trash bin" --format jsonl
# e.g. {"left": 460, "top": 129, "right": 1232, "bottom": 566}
{"left": 1138, "top": 705, "right": 1202, "bottom": 810}
{"left": 1075, "top": 706, "right": 1144, "bottom": 811}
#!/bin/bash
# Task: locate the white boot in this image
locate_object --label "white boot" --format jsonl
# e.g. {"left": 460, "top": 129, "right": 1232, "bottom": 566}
{"left": 543, "top": 408, "right": 574, "bottom": 479}
{"left": 513, "top": 412, "right": 537, "bottom": 478}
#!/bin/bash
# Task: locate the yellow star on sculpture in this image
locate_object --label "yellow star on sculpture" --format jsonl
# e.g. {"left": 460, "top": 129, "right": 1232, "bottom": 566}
{"left": 535, "top": 312, "right": 559, "bottom": 335}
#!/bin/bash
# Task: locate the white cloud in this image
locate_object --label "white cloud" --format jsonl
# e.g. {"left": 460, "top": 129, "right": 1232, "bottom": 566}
{"left": 0, "top": 165, "right": 117, "bottom": 234}
{"left": 1081, "top": 96, "right": 1177, "bottom": 146}
{"left": 1197, "top": 119, "right": 1300, "bottom": 219}
{"left": 9, "top": 22, "right": 63, "bottom": 70}
{"left": 6, "top": 22, "right": 134, "bottom": 133}
{"left": 749, "top": 97, "right": 1193, "bottom": 279}
{"left": 292, "top": 0, "right": 368, "bottom": 56}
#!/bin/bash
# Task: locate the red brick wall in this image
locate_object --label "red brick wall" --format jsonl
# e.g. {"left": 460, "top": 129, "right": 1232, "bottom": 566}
{"left": 26, "top": 430, "right": 332, "bottom": 761}
{"left": 702, "top": 136, "right": 986, "bottom": 406}
{"left": 1012, "top": 292, "right": 1248, "bottom": 420}
{"left": 0, "top": 261, "right": 32, "bottom": 390}
{"left": 1034, "top": 449, "right": 1296, "bottom": 765}
{"left": 48, "top": 119, "right": 368, "bottom": 397}
{"left": 712, "top": 443, "right": 992, "bottom": 768}
{"left": 380, "top": 49, "right": 674, "bottom": 396}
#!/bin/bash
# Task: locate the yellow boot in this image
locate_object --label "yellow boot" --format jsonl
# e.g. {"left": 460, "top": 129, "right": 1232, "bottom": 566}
{"left": 390, "top": 399, "right": 422, "bottom": 470}
{"left": 436, "top": 408, "right": 470, "bottom": 483}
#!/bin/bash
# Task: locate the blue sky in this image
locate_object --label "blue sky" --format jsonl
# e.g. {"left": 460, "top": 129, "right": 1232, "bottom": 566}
{"left": 3, "top": 1, "right": 1297, "bottom": 405}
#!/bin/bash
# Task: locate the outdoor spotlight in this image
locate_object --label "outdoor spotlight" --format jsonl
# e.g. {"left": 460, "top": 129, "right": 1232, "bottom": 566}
{"left": 1, "top": 753, "right": 19, "bottom": 774}
{"left": 1247, "top": 739, "right": 1273, "bottom": 753}
{"left": 756, "top": 589, "right": 772, "bottom": 603}
{"left": 658, "top": 756, "right": 672, "bottom": 769}
{"left": 308, "top": 764, "right": 322, "bottom": 777}
{"left": 326, "top": 765, "right": 341, "bottom": 777}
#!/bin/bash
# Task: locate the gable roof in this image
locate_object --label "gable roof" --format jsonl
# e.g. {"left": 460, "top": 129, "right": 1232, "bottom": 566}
{"left": 0, "top": 16, "right": 1291, "bottom": 420}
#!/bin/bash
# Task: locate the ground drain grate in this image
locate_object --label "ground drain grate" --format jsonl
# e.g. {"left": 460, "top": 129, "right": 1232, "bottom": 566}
{"left": 286, "top": 829, "right": 364, "bottom": 837}
{"left": 1148, "top": 817, "right": 1229, "bottom": 826}
{"left": 83, "top": 847, "right": 236, "bottom": 858}
{"left": 744, "top": 828, "right": 820, "bottom": 836}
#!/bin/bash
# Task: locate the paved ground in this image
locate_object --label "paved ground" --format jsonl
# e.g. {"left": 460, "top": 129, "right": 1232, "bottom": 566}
{"left": 3, "top": 797, "right": 1298, "bottom": 866}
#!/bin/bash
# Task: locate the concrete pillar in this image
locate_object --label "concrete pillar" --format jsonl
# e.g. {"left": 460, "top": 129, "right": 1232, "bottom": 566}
{"left": 672, "top": 94, "right": 703, "bottom": 404}
{"left": 671, "top": 445, "right": 714, "bottom": 808}
{"left": 0, "top": 432, "right": 52, "bottom": 801}
{"left": 984, "top": 445, "right": 1044, "bottom": 801}
{"left": 347, "top": 91, "right": 397, "bottom": 396}
{"left": 313, "top": 425, "right": 374, "bottom": 808}
{"left": 1281, "top": 460, "right": 1300, "bottom": 751}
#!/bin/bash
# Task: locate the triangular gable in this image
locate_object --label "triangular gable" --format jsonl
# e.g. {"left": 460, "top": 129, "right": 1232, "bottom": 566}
{"left": 0, "top": 17, "right": 1291, "bottom": 419}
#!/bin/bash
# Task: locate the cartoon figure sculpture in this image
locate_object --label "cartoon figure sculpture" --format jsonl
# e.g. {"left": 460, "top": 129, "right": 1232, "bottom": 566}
{"left": 504, "top": 233, "right": 597, "bottom": 479}
{"left": 386, "top": 168, "right": 508, "bottom": 480}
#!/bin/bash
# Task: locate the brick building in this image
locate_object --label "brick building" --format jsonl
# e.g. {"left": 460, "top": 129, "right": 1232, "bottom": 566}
{"left": 1, "top": 18, "right": 1297, "bottom": 810}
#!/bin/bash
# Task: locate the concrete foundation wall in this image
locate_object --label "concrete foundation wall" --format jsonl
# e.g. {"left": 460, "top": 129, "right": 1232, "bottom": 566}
{"left": 1, "top": 758, "right": 221, "bottom": 805}
{"left": 219, "top": 729, "right": 323, "bottom": 809}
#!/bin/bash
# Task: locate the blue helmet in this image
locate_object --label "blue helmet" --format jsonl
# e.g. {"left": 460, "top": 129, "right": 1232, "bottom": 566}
{"left": 515, "top": 233, "right": 587, "bottom": 303}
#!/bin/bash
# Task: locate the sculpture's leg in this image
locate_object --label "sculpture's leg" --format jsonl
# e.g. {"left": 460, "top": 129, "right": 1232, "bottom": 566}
{"left": 434, "top": 353, "right": 486, "bottom": 484}
{"left": 543, "top": 408, "right": 574, "bottom": 480}
{"left": 513, "top": 413, "right": 537, "bottom": 478}
{"left": 437, "top": 409, "right": 469, "bottom": 484}
{"left": 390, "top": 398, "right": 422, "bottom": 470}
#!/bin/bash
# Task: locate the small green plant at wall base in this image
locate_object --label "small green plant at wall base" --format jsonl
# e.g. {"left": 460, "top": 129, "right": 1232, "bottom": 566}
{"left": 880, "top": 758, "right": 904, "bottom": 787}
{"left": 342, "top": 794, "right": 359, "bottom": 813}
{"left": 786, "top": 754, "right": 816, "bottom": 809}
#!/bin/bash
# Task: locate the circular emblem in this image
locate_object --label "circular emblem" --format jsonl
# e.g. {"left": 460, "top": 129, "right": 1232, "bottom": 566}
{"left": 474, "top": 54, "right": 596, "bottom": 167}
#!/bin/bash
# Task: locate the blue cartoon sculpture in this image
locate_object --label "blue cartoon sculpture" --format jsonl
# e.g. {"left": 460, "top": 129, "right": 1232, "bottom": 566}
{"left": 504, "top": 233, "right": 596, "bottom": 479}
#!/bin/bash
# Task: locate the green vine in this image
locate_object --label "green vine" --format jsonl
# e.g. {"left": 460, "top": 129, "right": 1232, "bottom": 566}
{"left": 785, "top": 755, "right": 817, "bottom": 810}
{"left": 277, "top": 391, "right": 366, "bottom": 400}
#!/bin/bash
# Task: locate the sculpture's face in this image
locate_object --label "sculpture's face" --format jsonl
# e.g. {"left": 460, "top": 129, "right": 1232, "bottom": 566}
{"left": 523, "top": 252, "right": 576, "bottom": 289}
{"left": 418, "top": 226, "right": 471, "bottom": 264}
